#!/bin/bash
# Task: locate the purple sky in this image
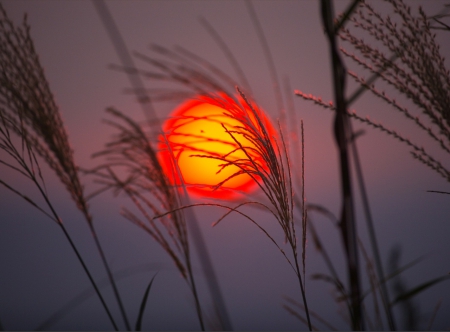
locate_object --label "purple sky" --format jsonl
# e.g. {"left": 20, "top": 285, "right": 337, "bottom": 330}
{"left": 1, "top": 0, "right": 450, "bottom": 330}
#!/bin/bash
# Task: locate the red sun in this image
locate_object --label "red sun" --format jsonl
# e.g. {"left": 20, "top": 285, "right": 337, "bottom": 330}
{"left": 158, "top": 93, "right": 276, "bottom": 199}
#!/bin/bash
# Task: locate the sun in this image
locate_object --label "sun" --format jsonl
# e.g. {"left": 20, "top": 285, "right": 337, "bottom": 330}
{"left": 158, "top": 93, "right": 276, "bottom": 199}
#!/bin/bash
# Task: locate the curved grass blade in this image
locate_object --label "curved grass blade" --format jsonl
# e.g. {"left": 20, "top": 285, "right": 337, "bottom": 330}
{"left": 0, "top": 179, "right": 56, "bottom": 222}
{"left": 427, "top": 190, "right": 450, "bottom": 195}
{"left": 136, "top": 273, "right": 158, "bottom": 331}
{"left": 35, "top": 264, "right": 160, "bottom": 330}
{"left": 391, "top": 275, "right": 450, "bottom": 305}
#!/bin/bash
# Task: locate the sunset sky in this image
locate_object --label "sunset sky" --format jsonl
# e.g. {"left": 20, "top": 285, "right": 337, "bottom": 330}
{"left": 1, "top": 0, "right": 450, "bottom": 330}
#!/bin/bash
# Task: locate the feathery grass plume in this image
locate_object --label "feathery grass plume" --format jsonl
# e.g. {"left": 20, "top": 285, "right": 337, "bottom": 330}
{"left": 304, "top": 0, "right": 450, "bottom": 320}
{"left": 119, "top": 38, "right": 312, "bottom": 328}
{"left": 152, "top": 86, "right": 312, "bottom": 329}
{"left": 93, "top": 2, "right": 232, "bottom": 328}
{"left": 0, "top": 4, "right": 121, "bottom": 330}
{"left": 298, "top": 1, "right": 450, "bottom": 328}
{"left": 295, "top": 93, "right": 450, "bottom": 182}
{"left": 0, "top": 5, "right": 86, "bottom": 214}
{"left": 337, "top": 0, "right": 450, "bottom": 181}
{"left": 89, "top": 108, "right": 206, "bottom": 330}
{"left": 190, "top": 88, "right": 312, "bottom": 330}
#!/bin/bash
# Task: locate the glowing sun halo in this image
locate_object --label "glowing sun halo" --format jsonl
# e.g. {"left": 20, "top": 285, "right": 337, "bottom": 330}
{"left": 158, "top": 94, "right": 276, "bottom": 199}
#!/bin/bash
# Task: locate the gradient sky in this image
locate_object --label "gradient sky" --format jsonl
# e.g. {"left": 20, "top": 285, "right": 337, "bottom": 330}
{"left": 1, "top": 0, "right": 450, "bottom": 330}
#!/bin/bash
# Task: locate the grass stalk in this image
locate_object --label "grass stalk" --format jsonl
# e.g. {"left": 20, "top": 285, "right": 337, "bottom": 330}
{"left": 210, "top": 89, "right": 313, "bottom": 330}
{"left": 305, "top": 205, "right": 351, "bottom": 312}
{"left": 92, "top": 2, "right": 230, "bottom": 328}
{"left": 90, "top": 108, "right": 209, "bottom": 330}
{"left": 182, "top": 205, "right": 230, "bottom": 330}
{"left": 185, "top": 252, "right": 205, "bottom": 331}
{"left": 293, "top": 250, "right": 312, "bottom": 330}
{"left": 38, "top": 184, "right": 119, "bottom": 331}
{"left": 86, "top": 221, "right": 131, "bottom": 330}
{"left": 34, "top": 264, "right": 159, "bottom": 330}
{"left": 0, "top": 5, "right": 120, "bottom": 329}
{"left": 239, "top": 4, "right": 312, "bottom": 331}
{"left": 350, "top": 125, "right": 396, "bottom": 330}
{"left": 245, "top": 0, "right": 284, "bottom": 121}
{"left": 320, "top": 0, "right": 362, "bottom": 329}
{"left": 0, "top": 151, "right": 118, "bottom": 330}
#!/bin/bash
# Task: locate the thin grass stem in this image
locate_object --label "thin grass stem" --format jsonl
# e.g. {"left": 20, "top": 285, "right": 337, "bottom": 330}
{"left": 350, "top": 124, "right": 396, "bottom": 330}
{"left": 92, "top": 3, "right": 230, "bottom": 328}
{"left": 33, "top": 175, "right": 119, "bottom": 331}
{"left": 321, "top": 0, "right": 362, "bottom": 328}
{"left": 245, "top": 0, "right": 284, "bottom": 117}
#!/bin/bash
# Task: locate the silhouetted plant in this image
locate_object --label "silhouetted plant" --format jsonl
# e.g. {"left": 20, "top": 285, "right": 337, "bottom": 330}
{"left": 88, "top": 107, "right": 206, "bottom": 330}
{"left": 0, "top": 4, "right": 128, "bottom": 330}
{"left": 297, "top": 0, "right": 450, "bottom": 183}
{"left": 296, "top": 0, "right": 450, "bottom": 329}
{"left": 1, "top": 0, "right": 449, "bottom": 330}
{"left": 121, "top": 41, "right": 312, "bottom": 328}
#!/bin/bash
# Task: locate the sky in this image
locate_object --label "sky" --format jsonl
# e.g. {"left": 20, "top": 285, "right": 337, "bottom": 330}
{"left": 1, "top": 0, "right": 450, "bottom": 330}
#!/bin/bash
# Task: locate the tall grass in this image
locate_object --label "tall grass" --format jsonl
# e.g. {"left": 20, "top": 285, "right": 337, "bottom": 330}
{"left": 297, "top": 0, "right": 450, "bottom": 183}
{"left": 296, "top": 0, "right": 450, "bottom": 329}
{"left": 112, "top": 37, "right": 312, "bottom": 326}
{"left": 0, "top": 4, "right": 124, "bottom": 330}
{"left": 87, "top": 107, "right": 206, "bottom": 330}
{"left": 1, "top": 0, "right": 449, "bottom": 330}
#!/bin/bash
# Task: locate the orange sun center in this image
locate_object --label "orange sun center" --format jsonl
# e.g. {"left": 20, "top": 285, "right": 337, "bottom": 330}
{"left": 158, "top": 94, "right": 276, "bottom": 199}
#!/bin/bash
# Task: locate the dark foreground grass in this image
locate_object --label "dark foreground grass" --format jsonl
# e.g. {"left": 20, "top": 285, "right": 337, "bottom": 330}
{"left": 1, "top": 0, "right": 449, "bottom": 330}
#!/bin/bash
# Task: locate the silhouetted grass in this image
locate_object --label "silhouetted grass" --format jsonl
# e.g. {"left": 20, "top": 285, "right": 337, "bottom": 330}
{"left": 1, "top": 0, "right": 449, "bottom": 331}
{"left": 0, "top": 3, "right": 122, "bottom": 330}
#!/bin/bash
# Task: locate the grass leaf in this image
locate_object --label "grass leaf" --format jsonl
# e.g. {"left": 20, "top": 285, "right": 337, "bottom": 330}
{"left": 135, "top": 273, "right": 158, "bottom": 331}
{"left": 392, "top": 275, "right": 450, "bottom": 305}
